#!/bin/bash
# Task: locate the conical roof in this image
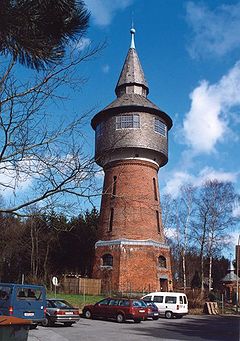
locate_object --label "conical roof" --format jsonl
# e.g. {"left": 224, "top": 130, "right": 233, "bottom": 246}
{"left": 91, "top": 27, "right": 172, "bottom": 131}
{"left": 115, "top": 28, "right": 149, "bottom": 97}
{"left": 221, "top": 260, "right": 240, "bottom": 282}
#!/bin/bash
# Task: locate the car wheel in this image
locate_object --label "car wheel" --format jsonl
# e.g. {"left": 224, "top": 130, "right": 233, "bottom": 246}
{"left": 116, "top": 313, "right": 125, "bottom": 323}
{"left": 64, "top": 322, "right": 73, "bottom": 327}
{"left": 165, "top": 311, "right": 173, "bottom": 319}
{"left": 133, "top": 318, "right": 141, "bottom": 323}
{"left": 41, "top": 318, "right": 49, "bottom": 327}
{"left": 42, "top": 317, "right": 54, "bottom": 327}
{"left": 84, "top": 309, "right": 92, "bottom": 319}
{"left": 153, "top": 317, "right": 159, "bottom": 320}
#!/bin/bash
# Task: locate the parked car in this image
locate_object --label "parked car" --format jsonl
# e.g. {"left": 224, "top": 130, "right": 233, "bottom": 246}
{"left": 144, "top": 302, "right": 159, "bottom": 320}
{"left": 82, "top": 297, "right": 148, "bottom": 323}
{"left": 42, "top": 299, "right": 80, "bottom": 327}
{"left": 141, "top": 292, "right": 188, "bottom": 319}
{"left": 0, "top": 283, "right": 46, "bottom": 328}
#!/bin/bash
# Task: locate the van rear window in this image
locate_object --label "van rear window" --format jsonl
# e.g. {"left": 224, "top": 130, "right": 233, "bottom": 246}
{"left": 17, "top": 288, "right": 42, "bottom": 300}
{"left": 0, "top": 286, "right": 11, "bottom": 300}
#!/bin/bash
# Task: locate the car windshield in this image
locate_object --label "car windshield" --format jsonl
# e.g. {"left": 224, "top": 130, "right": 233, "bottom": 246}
{"left": 49, "top": 300, "right": 73, "bottom": 308}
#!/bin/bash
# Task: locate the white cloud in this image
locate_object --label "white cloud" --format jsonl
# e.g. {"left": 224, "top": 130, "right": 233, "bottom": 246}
{"left": 186, "top": 1, "right": 240, "bottom": 58}
{"left": 85, "top": 0, "right": 134, "bottom": 26}
{"left": 196, "top": 167, "right": 238, "bottom": 186}
{"left": 183, "top": 61, "right": 240, "bottom": 154}
{"left": 163, "top": 171, "right": 193, "bottom": 198}
{"left": 0, "top": 159, "right": 35, "bottom": 194}
{"left": 74, "top": 37, "right": 91, "bottom": 51}
{"left": 163, "top": 167, "right": 238, "bottom": 198}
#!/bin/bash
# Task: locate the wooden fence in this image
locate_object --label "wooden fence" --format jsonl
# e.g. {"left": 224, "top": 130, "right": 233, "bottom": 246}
{"left": 61, "top": 276, "right": 101, "bottom": 296}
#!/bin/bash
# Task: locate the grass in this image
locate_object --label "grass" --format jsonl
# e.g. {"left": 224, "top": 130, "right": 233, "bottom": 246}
{"left": 47, "top": 292, "right": 104, "bottom": 311}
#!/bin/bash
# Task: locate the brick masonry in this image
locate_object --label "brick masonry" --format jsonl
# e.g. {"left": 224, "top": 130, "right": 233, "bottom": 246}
{"left": 92, "top": 159, "right": 173, "bottom": 293}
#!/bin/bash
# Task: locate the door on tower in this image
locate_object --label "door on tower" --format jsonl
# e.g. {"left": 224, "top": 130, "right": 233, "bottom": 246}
{"left": 160, "top": 278, "right": 168, "bottom": 291}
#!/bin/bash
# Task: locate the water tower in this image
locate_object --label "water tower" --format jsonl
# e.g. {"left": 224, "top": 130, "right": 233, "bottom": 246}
{"left": 91, "top": 28, "right": 173, "bottom": 294}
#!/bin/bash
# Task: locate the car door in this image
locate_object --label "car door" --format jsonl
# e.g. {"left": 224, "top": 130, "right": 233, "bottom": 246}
{"left": 93, "top": 298, "right": 110, "bottom": 318}
{"left": 107, "top": 299, "right": 119, "bottom": 319}
{"left": 153, "top": 295, "right": 164, "bottom": 314}
{"left": 164, "top": 295, "right": 177, "bottom": 313}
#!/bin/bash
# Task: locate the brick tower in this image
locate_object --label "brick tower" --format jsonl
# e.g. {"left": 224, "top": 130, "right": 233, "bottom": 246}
{"left": 91, "top": 28, "right": 173, "bottom": 294}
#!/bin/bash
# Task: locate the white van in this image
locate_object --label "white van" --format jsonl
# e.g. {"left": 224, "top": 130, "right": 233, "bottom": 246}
{"left": 141, "top": 292, "right": 188, "bottom": 319}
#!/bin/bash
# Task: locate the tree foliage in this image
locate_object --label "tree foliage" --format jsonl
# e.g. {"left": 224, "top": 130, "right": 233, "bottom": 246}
{"left": 0, "top": 208, "right": 99, "bottom": 283}
{"left": 0, "top": 2, "right": 104, "bottom": 216}
{"left": 0, "top": 0, "right": 90, "bottom": 70}
{"left": 162, "top": 180, "right": 238, "bottom": 291}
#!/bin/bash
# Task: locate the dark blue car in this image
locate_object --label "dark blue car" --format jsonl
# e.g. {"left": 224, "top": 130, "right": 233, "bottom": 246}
{"left": 0, "top": 283, "right": 46, "bottom": 327}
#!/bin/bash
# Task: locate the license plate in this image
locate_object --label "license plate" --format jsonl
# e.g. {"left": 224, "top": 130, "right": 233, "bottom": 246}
{"left": 154, "top": 313, "right": 158, "bottom": 316}
{"left": 139, "top": 310, "right": 145, "bottom": 313}
{"left": 24, "top": 312, "right": 34, "bottom": 317}
{"left": 65, "top": 312, "right": 74, "bottom": 315}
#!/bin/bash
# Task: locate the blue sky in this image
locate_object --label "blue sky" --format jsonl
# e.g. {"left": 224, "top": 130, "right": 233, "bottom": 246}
{"left": 79, "top": 0, "right": 240, "bottom": 251}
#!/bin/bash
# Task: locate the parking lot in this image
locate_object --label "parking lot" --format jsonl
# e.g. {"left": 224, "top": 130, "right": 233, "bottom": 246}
{"left": 29, "top": 315, "right": 240, "bottom": 341}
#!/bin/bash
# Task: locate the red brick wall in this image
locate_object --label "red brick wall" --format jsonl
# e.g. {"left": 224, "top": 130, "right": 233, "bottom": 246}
{"left": 92, "top": 159, "right": 173, "bottom": 294}
{"left": 92, "top": 244, "right": 173, "bottom": 293}
{"left": 98, "top": 159, "right": 165, "bottom": 242}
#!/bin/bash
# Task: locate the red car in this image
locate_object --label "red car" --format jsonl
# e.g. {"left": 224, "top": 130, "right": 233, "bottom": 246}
{"left": 82, "top": 297, "right": 148, "bottom": 323}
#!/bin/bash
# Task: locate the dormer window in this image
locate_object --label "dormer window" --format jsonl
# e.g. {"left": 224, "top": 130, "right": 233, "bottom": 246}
{"left": 116, "top": 114, "right": 140, "bottom": 129}
{"left": 154, "top": 118, "right": 167, "bottom": 137}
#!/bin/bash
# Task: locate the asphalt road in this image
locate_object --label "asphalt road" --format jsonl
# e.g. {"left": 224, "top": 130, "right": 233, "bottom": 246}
{"left": 28, "top": 315, "right": 240, "bottom": 341}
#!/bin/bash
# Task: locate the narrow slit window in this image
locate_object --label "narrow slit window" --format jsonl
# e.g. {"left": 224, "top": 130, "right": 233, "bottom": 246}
{"left": 153, "top": 178, "right": 158, "bottom": 201}
{"left": 109, "top": 208, "right": 114, "bottom": 232}
{"left": 112, "top": 176, "right": 117, "bottom": 196}
{"left": 156, "top": 210, "right": 160, "bottom": 233}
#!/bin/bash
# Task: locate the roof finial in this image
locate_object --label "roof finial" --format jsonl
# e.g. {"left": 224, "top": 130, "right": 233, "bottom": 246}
{"left": 130, "top": 27, "right": 136, "bottom": 49}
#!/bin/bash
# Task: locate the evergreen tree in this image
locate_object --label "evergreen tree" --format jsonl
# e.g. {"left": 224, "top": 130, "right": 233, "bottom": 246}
{"left": 0, "top": 0, "right": 90, "bottom": 69}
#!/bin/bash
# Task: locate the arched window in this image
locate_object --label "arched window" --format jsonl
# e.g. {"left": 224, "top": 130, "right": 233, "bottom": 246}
{"left": 102, "top": 254, "right": 113, "bottom": 267}
{"left": 158, "top": 256, "right": 167, "bottom": 268}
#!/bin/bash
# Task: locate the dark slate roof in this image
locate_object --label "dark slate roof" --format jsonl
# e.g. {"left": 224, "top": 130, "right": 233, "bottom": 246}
{"left": 115, "top": 48, "right": 149, "bottom": 95}
{"left": 91, "top": 94, "right": 173, "bottom": 130}
{"left": 103, "top": 93, "right": 160, "bottom": 111}
{"left": 221, "top": 271, "right": 240, "bottom": 282}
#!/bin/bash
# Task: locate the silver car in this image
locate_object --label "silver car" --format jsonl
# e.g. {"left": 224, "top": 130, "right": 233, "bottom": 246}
{"left": 42, "top": 299, "right": 80, "bottom": 327}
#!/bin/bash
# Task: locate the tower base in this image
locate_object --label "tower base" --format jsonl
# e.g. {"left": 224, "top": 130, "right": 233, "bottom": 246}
{"left": 92, "top": 239, "right": 173, "bottom": 294}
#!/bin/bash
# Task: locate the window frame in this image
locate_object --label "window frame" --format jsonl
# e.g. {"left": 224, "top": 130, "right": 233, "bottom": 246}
{"left": 116, "top": 114, "right": 140, "bottom": 129}
{"left": 102, "top": 253, "right": 113, "bottom": 267}
{"left": 154, "top": 118, "right": 167, "bottom": 137}
{"left": 158, "top": 255, "right": 167, "bottom": 268}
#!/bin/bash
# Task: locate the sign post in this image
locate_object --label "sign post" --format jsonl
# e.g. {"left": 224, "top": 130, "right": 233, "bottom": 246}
{"left": 52, "top": 276, "right": 58, "bottom": 298}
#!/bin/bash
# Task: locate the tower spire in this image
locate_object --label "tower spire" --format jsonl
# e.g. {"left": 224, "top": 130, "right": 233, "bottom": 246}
{"left": 115, "top": 27, "right": 149, "bottom": 97}
{"left": 130, "top": 27, "right": 135, "bottom": 49}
